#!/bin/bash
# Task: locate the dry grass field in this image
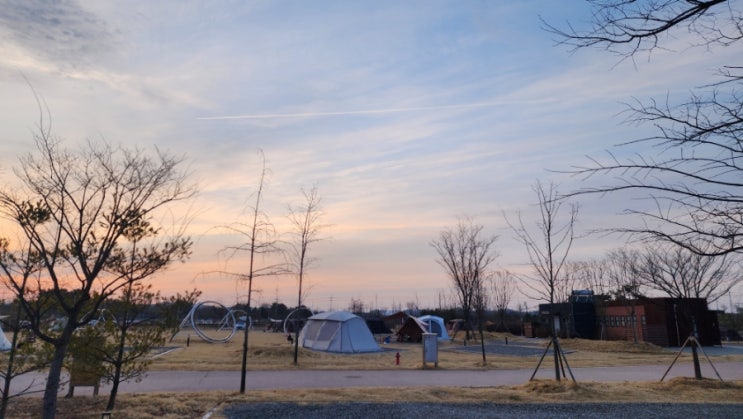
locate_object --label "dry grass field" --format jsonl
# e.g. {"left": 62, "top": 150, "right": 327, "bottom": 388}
{"left": 152, "top": 330, "right": 738, "bottom": 371}
{"left": 6, "top": 330, "right": 743, "bottom": 418}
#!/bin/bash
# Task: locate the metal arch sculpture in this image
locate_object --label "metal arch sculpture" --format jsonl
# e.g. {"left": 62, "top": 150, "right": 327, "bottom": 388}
{"left": 179, "top": 300, "right": 238, "bottom": 344}
{"left": 283, "top": 307, "right": 314, "bottom": 335}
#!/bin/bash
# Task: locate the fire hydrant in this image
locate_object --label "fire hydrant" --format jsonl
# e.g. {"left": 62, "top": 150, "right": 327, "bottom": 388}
{"left": 395, "top": 352, "right": 400, "bottom": 366}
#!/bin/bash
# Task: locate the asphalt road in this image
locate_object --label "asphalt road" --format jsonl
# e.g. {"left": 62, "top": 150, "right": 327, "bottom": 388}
{"left": 9, "top": 361, "right": 743, "bottom": 397}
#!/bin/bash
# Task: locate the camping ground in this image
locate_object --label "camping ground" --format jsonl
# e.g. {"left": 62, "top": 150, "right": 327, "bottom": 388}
{"left": 4, "top": 331, "right": 743, "bottom": 418}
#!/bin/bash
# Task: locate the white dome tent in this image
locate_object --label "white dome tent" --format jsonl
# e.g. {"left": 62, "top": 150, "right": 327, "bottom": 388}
{"left": 299, "top": 311, "right": 381, "bottom": 353}
{"left": 417, "top": 315, "right": 450, "bottom": 342}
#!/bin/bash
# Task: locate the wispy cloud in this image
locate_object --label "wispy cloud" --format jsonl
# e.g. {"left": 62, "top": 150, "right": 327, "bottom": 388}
{"left": 0, "top": 0, "right": 117, "bottom": 71}
{"left": 2, "top": 1, "right": 734, "bottom": 309}
{"left": 196, "top": 98, "right": 555, "bottom": 120}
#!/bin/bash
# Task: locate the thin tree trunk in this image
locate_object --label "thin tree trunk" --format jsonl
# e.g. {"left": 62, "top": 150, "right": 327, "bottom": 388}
{"left": 478, "top": 319, "right": 486, "bottom": 364}
{"left": 42, "top": 341, "right": 69, "bottom": 419}
{"left": 106, "top": 327, "right": 128, "bottom": 411}
{"left": 553, "top": 341, "right": 561, "bottom": 381}
{"left": 240, "top": 319, "right": 250, "bottom": 392}
{"left": 1, "top": 302, "right": 24, "bottom": 418}
{"left": 293, "top": 262, "right": 304, "bottom": 365}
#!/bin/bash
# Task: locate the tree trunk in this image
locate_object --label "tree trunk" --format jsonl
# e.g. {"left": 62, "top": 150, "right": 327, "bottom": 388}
{"left": 478, "top": 321, "right": 486, "bottom": 364}
{"left": 42, "top": 341, "right": 69, "bottom": 419}
{"left": 0, "top": 303, "right": 23, "bottom": 418}
{"left": 293, "top": 327, "right": 300, "bottom": 365}
{"left": 549, "top": 300, "right": 561, "bottom": 381}
{"left": 553, "top": 340, "right": 561, "bottom": 381}
{"left": 691, "top": 339, "right": 702, "bottom": 379}
{"left": 106, "top": 369, "right": 121, "bottom": 412}
{"left": 240, "top": 323, "right": 249, "bottom": 393}
{"left": 106, "top": 327, "right": 128, "bottom": 411}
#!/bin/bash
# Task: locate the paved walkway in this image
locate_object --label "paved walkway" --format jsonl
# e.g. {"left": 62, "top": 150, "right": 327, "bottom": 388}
{"left": 9, "top": 361, "right": 743, "bottom": 396}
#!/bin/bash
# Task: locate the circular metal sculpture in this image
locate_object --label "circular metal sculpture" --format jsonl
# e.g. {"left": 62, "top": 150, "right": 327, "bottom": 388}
{"left": 283, "top": 307, "right": 314, "bottom": 335}
{"left": 181, "top": 301, "right": 237, "bottom": 343}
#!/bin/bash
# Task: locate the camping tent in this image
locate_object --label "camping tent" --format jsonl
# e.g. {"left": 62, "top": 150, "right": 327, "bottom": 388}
{"left": 417, "top": 315, "right": 450, "bottom": 341}
{"left": 0, "top": 322, "right": 12, "bottom": 351}
{"left": 395, "top": 315, "right": 429, "bottom": 343}
{"left": 382, "top": 311, "right": 408, "bottom": 332}
{"left": 299, "top": 311, "right": 381, "bottom": 353}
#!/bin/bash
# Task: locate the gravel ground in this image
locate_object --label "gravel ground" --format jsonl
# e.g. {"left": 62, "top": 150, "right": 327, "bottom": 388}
{"left": 223, "top": 402, "right": 743, "bottom": 418}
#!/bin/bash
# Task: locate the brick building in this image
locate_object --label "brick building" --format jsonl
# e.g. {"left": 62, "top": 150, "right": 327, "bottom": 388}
{"left": 537, "top": 294, "right": 721, "bottom": 346}
{"left": 603, "top": 298, "right": 721, "bottom": 346}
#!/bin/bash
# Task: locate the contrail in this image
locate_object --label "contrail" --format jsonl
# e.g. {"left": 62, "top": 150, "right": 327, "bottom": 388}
{"left": 196, "top": 100, "right": 540, "bottom": 120}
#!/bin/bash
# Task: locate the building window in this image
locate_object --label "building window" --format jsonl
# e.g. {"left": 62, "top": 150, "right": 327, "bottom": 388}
{"left": 641, "top": 315, "right": 646, "bottom": 325}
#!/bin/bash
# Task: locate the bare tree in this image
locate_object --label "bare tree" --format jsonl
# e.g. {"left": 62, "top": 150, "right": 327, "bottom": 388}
{"left": 472, "top": 271, "right": 490, "bottom": 363}
{"left": 348, "top": 297, "right": 364, "bottom": 315}
{"left": 286, "top": 185, "right": 325, "bottom": 365}
{"left": 546, "top": 1, "right": 743, "bottom": 258}
{"left": 567, "top": 259, "right": 611, "bottom": 340}
{"left": 218, "top": 151, "right": 284, "bottom": 392}
{"left": 606, "top": 248, "right": 644, "bottom": 343}
{"left": 634, "top": 241, "right": 741, "bottom": 304}
{"left": 508, "top": 182, "right": 578, "bottom": 309}
{"left": 614, "top": 240, "right": 740, "bottom": 375}
{"left": 436, "top": 289, "right": 456, "bottom": 311}
{"left": 554, "top": 261, "right": 584, "bottom": 305}
{"left": 431, "top": 217, "right": 498, "bottom": 345}
{"left": 542, "top": 1, "right": 739, "bottom": 57}
{"left": 0, "top": 119, "right": 194, "bottom": 418}
{"left": 490, "top": 270, "right": 516, "bottom": 333}
{"left": 507, "top": 181, "right": 578, "bottom": 381}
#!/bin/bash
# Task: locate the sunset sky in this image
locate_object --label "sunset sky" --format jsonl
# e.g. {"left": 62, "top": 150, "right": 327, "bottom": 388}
{"left": 1, "top": 1, "right": 740, "bottom": 312}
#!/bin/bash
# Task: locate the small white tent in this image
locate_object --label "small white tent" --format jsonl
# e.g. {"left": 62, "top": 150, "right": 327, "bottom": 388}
{"left": 417, "top": 315, "right": 450, "bottom": 342}
{"left": 300, "top": 311, "right": 381, "bottom": 353}
{"left": 0, "top": 322, "right": 12, "bottom": 351}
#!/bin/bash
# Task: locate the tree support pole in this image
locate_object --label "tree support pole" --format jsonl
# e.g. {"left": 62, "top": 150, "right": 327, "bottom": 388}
{"left": 695, "top": 340, "right": 724, "bottom": 382}
{"left": 660, "top": 337, "right": 689, "bottom": 382}
{"left": 529, "top": 339, "right": 553, "bottom": 381}
{"left": 660, "top": 336, "right": 723, "bottom": 382}
{"left": 555, "top": 338, "right": 576, "bottom": 382}
{"left": 529, "top": 337, "right": 576, "bottom": 383}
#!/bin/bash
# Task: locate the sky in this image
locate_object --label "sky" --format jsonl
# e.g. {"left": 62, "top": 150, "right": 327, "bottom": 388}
{"left": 0, "top": 1, "right": 740, "bottom": 312}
